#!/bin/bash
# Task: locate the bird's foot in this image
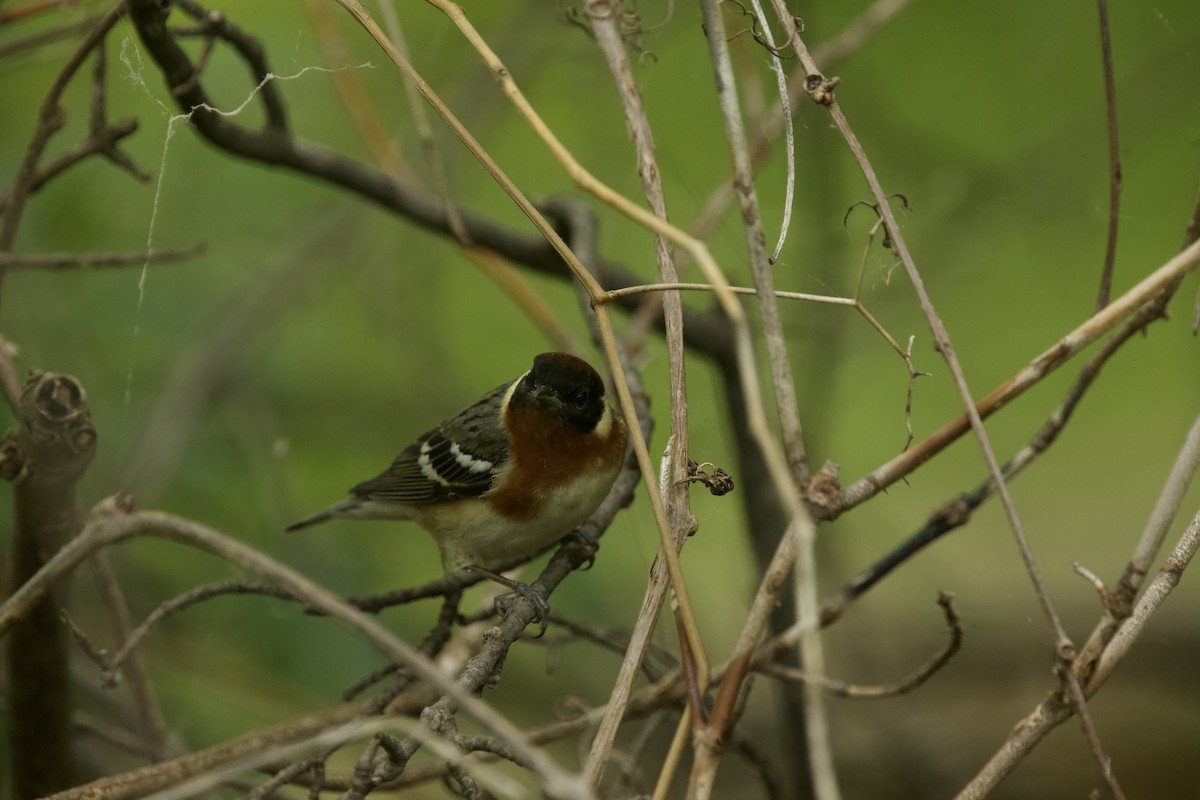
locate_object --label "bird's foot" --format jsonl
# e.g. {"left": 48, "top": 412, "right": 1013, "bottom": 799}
{"left": 566, "top": 527, "right": 600, "bottom": 570}
{"left": 468, "top": 565, "right": 550, "bottom": 637}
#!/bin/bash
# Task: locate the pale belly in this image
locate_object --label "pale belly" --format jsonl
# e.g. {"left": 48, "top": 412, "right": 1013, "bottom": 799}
{"left": 412, "top": 466, "right": 617, "bottom": 572}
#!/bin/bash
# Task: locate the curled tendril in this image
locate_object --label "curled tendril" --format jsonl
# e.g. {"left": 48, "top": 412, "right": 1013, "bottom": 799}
{"left": 721, "top": 0, "right": 802, "bottom": 57}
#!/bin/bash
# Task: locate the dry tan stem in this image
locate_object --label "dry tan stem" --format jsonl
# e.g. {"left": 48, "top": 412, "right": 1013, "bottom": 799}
{"left": 45, "top": 702, "right": 375, "bottom": 800}
{"left": 1090, "top": 509, "right": 1200, "bottom": 687}
{"left": 651, "top": 706, "right": 693, "bottom": 799}
{"left": 606, "top": 282, "right": 852, "bottom": 306}
{"left": 154, "top": 715, "right": 536, "bottom": 800}
{"left": 843, "top": 235, "right": 1200, "bottom": 510}
{"left": 1075, "top": 410, "right": 1200, "bottom": 678}
{"left": 611, "top": 280, "right": 918, "bottom": 381}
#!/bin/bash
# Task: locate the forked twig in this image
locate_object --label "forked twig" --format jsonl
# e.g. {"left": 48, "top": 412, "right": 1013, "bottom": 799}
{"left": 956, "top": 509, "right": 1200, "bottom": 800}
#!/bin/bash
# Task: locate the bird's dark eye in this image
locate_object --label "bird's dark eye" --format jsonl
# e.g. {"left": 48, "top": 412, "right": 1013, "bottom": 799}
{"left": 572, "top": 390, "right": 589, "bottom": 408}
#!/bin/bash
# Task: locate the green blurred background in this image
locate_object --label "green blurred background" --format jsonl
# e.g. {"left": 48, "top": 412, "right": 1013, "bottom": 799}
{"left": 2, "top": 0, "right": 1199, "bottom": 797}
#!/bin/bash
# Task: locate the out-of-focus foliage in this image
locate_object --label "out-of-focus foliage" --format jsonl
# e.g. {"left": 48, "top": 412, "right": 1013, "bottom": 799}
{"left": 1, "top": 1, "right": 1199, "bottom": 797}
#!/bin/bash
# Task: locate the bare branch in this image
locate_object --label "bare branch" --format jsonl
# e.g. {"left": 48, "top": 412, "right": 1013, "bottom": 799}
{"left": 842, "top": 236, "right": 1200, "bottom": 512}
{"left": 0, "top": 4, "right": 125, "bottom": 283}
{"left": 5, "top": 372, "right": 97, "bottom": 796}
{"left": 1094, "top": 0, "right": 1122, "bottom": 312}
{"left": 763, "top": 593, "right": 962, "bottom": 699}
{"left": 957, "top": 509, "right": 1200, "bottom": 800}
{"left": 1, "top": 507, "right": 593, "bottom": 799}
{"left": 819, "top": 287, "right": 1171, "bottom": 625}
{"left": 0, "top": 245, "right": 203, "bottom": 270}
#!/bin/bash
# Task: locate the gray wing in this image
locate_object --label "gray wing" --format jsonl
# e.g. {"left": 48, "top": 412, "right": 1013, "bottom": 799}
{"left": 350, "top": 382, "right": 512, "bottom": 505}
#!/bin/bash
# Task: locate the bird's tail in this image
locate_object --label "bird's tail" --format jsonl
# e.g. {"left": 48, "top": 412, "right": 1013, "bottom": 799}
{"left": 284, "top": 498, "right": 363, "bottom": 532}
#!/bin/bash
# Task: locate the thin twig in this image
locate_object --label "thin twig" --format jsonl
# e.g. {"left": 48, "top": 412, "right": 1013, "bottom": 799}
{"left": 1094, "top": 0, "right": 1122, "bottom": 312}
{"left": 763, "top": 592, "right": 962, "bottom": 698}
{"left": 956, "top": 509, "right": 1200, "bottom": 800}
{"left": 105, "top": 580, "right": 296, "bottom": 677}
{"left": 0, "top": 245, "right": 204, "bottom": 270}
{"left": 0, "top": 4, "right": 125, "bottom": 277}
{"left": 88, "top": 552, "right": 172, "bottom": 760}
{"left": 812, "top": 287, "right": 1169, "bottom": 627}
{"left": 841, "top": 236, "right": 1200, "bottom": 512}
{"left": 743, "top": 0, "right": 795, "bottom": 263}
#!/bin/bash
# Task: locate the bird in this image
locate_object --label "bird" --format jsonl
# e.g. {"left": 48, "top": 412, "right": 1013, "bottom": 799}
{"left": 286, "top": 352, "right": 628, "bottom": 575}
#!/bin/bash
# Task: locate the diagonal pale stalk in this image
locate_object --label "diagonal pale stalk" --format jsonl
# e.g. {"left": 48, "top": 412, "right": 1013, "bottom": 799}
{"left": 842, "top": 235, "right": 1200, "bottom": 510}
